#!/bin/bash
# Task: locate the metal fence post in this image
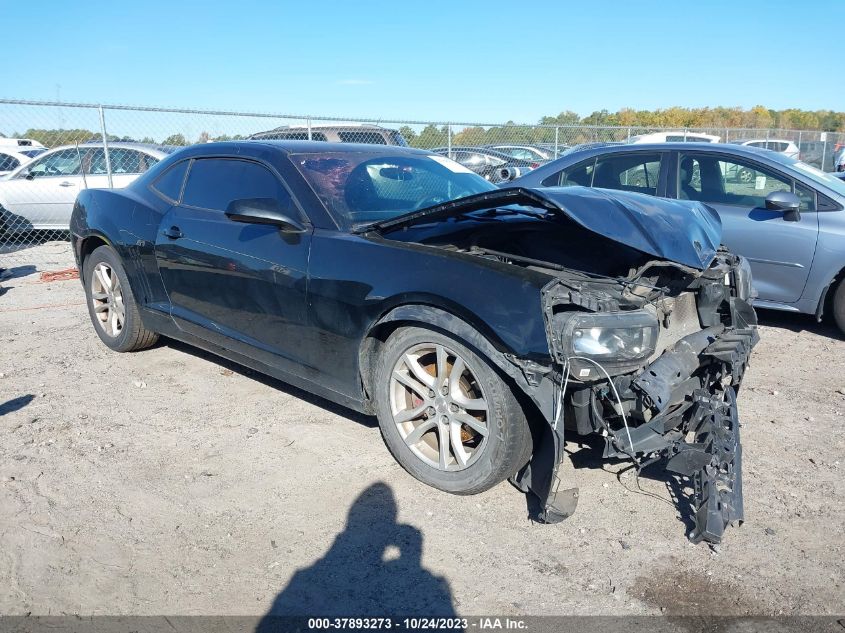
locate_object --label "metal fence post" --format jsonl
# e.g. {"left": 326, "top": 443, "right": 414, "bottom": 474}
{"left": 627, "top": 127, "right": 631, "bottom": 142}
{"left": 447, "top": 124, "right": 452, "bottom": 158}
{"left": 306, "top": 117, "right": 312, "bottom": 141}
{"left": 97, "top": 105, "right": 113, "bottom": 189}
{"left": 554, "top": 127, "right": 559, "bottom": 157}
{"left": 821, "top": 133, "right": 827, "bottom": 172}
{"left": 797, "top": 130, "right": 802, "bottom": 152}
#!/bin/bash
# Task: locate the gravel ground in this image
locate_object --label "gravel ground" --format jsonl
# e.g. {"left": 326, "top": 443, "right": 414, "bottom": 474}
{"left": 0, "top": 243, "right": 843, "bottom": 617}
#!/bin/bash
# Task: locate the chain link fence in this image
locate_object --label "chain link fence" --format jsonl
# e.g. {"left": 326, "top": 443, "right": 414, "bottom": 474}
{"left": 1, "top": 98, "right": 844, "bottom": 269}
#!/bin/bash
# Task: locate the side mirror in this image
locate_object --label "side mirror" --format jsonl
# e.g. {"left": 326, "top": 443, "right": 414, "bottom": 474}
{"left": 224, "top": 198, "right": 306, "bottom": 233}
{"left": 765, "top": 191, "right": 801, "bottom": 222}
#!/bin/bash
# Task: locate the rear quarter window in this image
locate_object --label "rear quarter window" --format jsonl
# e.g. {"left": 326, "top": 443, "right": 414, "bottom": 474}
{"left": 150, "top": 160, "right": 190, "bottom": 202}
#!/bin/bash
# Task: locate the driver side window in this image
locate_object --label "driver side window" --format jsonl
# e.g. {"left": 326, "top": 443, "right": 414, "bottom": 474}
{"left": 679, "top": 153, "right": 814, "bottom": 211}
{"left": 26, "top": 149, "right": 82, "bottom": 178}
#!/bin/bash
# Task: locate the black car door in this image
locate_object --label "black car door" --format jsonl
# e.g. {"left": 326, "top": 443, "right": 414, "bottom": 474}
{"left": 154, "top": 157, "right": 313, "bottom": 375}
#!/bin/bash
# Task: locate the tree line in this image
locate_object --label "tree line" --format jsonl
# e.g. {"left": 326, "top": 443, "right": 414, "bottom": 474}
{"left": 399, "top": 106, "right": 845, "bottom": 148}
{"left": 5, "top": 105, "right": 844, "bottom": 150}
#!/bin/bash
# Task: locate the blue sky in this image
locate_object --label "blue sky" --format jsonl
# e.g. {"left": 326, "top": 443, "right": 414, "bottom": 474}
{"left": 2, "top": 0, "right": 843, "bottom": 123}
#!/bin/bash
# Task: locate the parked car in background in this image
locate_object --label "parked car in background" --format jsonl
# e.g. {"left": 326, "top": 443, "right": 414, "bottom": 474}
{"left": 0, "top": 142, "right": 175, "bottom": 233}
{"left": 534, "top": 142, "right": 570, "bottom": 158}
{"left": 430, "top": 146, "right": 539, "bottom": 182}
{"left": 485, "top": 144, "right": 553, "bottom": 161}
{"left": 0, "top": 138, "right": 45, "bottom": 150}
{"left": 835, "top": 144, "right": 845, "bottom": 172}
{"left": 796, "top": 140, "right": 837, "bottom": 171}
{"left": 509, "top": 142, "right": 845, "bottom": 333}
{"left": 629, "top": 131, "right": 720, "bottom": 144}
{"left": 0, "top": 146, "right": 46, "bottom": 177}
{"left": 248, "top": 124, "right": 407, "bottom": 146}
{"left": 69, "top": 140, "right": 757, "bottom": 543}
{"left": 730, "top": 138, "right": 800, "bottom": 159}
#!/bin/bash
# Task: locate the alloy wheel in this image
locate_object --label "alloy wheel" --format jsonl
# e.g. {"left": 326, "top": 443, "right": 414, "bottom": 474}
{"left": 90, "top": 262, "right": 125, "bottom": 338}
{"left": 389, "top": 343, "right": 489, "bottom": 471}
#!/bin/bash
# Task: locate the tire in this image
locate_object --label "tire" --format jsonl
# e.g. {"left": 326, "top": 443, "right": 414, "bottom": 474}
{"left": 83, "top": 245, "right": 159, "bottom": 352}
{"left": 373, "top": 326, "right": 532, "bottom": 495}
{"left": 832, "top": 278, "right": 845, "bottom": 336}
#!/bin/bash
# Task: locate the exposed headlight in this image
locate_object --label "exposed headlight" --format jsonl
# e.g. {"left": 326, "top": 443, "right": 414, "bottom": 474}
{"left": 559, "top": 310, "right": 659, "bottom": 374}
{"left": 572, "top": 324, "right": 657, "bottom": 360}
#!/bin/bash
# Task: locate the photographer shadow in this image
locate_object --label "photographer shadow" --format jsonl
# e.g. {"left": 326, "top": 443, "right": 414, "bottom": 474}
{"left": 256, "top": 482, "right": 457, "bottom": 628}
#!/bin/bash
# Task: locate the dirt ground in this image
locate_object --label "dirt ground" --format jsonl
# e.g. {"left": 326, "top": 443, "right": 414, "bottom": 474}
{"left": 1, "top": 243, "right": 843, "bottom": 617}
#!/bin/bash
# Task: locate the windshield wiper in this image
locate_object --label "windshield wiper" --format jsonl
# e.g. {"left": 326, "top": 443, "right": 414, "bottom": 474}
{"left": 471, "top": 247, "right": 667, "bottom": 291}
{"left": 352, "top": 205, "right": 553, "bottom": 235}
{"left": 472, "top": 206, "right": 550, "bottom": 221}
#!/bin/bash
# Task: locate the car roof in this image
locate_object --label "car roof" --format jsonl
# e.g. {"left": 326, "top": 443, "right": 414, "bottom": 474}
{"left": 254, "top": 123, "right": 393, "bottom": 131}
{"left": 487, "top": 144, "right": 544, "bottom": 148}
{"left": 732, "top": 138, "right": 795, "bottom": 144}
{"left": 431, "top": 146, "right": 517, "bottom": 158}
{"left": 45, "top": 141, "right": 175, "bottom": 155}
{"left": 562, "top": 141, "right": 774, "bottom": 158}
{"left": 188, "top": 139, "right": 434, "bottom": 156}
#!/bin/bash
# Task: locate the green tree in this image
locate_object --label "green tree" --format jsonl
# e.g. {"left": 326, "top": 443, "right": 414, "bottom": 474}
{"left": 162, "top": 133, "right": 188, "bottom": 146}
{"left": 412, "top": 124, "right": 448, "bottom": 149}
{"left": 23, "top": 128, "right": 97, "bottom": 148}
{"left": 398, "top": 126, "right": 417, "bottom": 145}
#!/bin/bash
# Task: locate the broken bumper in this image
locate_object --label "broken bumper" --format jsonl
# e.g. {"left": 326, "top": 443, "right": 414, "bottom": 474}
{"left": 671, "top": 386, "right": 744, "bottom": 543}
{"left": 513, "top": 323, "right": 757, "bottom": 544}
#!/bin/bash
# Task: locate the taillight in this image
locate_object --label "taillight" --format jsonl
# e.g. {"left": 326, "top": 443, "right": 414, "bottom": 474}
{"left": 530, "top": 162, "right": 539, "bottom": 169}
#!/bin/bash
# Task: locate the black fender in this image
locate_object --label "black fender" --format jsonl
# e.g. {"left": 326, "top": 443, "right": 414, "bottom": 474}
{"left": 362, "top": 303, "right": 545, "bottom": 405}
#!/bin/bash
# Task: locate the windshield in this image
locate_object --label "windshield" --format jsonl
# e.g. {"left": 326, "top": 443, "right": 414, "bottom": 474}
{"left": 292, "top": 151, "right": 496, "bottom": 225}
{"left": 18, "top": 148, "right": 47, "bottom": 158}
{"left": 767, "top": 153, "right": 845, "bottom": 196}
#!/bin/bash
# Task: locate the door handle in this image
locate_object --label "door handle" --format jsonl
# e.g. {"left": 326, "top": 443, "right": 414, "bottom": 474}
{"left": 59, "top": 181, "right": 75, "bottom": 187}
{"left": 163, "top": 226, "right": 183, "bottom": 240}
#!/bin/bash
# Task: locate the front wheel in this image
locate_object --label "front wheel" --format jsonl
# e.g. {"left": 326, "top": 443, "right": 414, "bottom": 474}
{"left": 373, "top": 326, "right": 532, "bottom": 495}
{"left": 83, "top": 245, "right": 159, "bottom": 352}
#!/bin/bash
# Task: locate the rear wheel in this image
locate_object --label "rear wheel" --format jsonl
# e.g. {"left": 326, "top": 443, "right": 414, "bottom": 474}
{"left": 737, "top": 167, "right": 754, "bottom": 184}
{"left": 832, "top": 278, "right": 845, "bottom": 336}
{"left": 373, "top": 326, "right": 532, "bottom": 495}
{"left": 83, "top": 245, "right": 158, "bottom": 352}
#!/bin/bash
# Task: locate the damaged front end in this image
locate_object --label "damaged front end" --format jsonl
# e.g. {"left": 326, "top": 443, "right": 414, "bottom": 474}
{"left": 512, "top": 251, "right": 758, "bottom": 543}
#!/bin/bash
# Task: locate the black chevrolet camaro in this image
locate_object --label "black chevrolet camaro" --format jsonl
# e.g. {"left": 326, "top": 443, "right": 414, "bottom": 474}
{"left": 70, "top": 141, "right": 758, "bottom": 543}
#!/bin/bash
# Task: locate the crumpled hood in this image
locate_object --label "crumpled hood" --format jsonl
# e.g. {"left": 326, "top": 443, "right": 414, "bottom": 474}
{"left": 369, "top": 185, "right": 722, "bottom": 270}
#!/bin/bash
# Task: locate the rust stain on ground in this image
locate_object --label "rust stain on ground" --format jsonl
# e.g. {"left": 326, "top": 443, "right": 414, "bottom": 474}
{"left": 632, "top": 564, "right": 768, "bottom": 616}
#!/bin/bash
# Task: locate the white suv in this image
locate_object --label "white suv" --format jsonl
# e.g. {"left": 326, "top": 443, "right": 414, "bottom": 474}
{"left": 629, "top": 131, "right": 721, "bottom": 144}
{"left": 731, "top": 139, "right": 800, "bottom": 159}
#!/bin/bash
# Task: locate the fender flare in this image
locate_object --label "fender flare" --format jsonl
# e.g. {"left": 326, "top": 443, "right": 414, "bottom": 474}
{"left": 360, "top": 303, "right": 554, "bottom": 420}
